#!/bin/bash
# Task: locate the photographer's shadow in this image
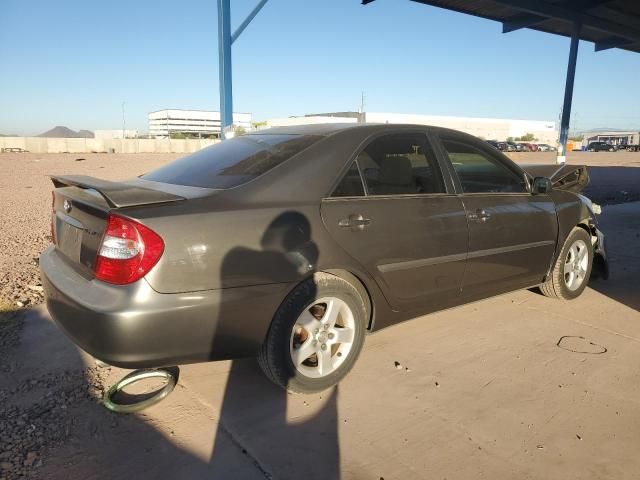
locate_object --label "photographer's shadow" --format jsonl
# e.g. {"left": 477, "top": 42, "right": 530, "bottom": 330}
{"left": 209, "top": 211, "right": 341, "bottom": 479}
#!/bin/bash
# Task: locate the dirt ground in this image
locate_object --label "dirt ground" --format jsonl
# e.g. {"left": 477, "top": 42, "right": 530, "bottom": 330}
{"left": 1, "top": 150, "right": 640, "bottom": 479}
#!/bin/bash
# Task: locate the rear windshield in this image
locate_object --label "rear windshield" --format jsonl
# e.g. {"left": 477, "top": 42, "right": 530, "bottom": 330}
{"left": 142, "top": 134, "right": 320, "bottom": 189}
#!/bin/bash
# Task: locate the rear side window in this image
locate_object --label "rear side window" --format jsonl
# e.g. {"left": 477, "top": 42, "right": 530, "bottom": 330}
{"left": 142, "top": 134, "right": 320, "bottom": 189}
{"left": 358, "top": 133, "right": 445, "bottom": 196}
{"left": 441, "top": 139, "right": 526, "bottom": 193}
{"left": 331, "top": 161, "right": 365, "bottom": 197}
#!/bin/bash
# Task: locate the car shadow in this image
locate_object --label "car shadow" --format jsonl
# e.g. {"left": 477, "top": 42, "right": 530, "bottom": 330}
{"left": 583, "top": 166, "right": 640, "bottom": 205}
{"left": 0, "top": 307, "right": 214, "bottom": 479}
{"left": 581, "top": 166, "right": 640, "bottom": 313}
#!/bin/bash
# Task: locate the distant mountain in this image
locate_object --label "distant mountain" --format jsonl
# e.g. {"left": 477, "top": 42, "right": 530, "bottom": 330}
{"left": 76, "top": 129, "right": 94, "bottom": 138}
{"left": 38, "top": 126, "right": 94, "bottom": 138}
{"left": 0, "top": 133, "right": 17, "bottom": 137}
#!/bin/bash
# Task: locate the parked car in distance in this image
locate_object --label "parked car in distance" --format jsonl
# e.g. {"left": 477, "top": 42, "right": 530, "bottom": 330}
{"left": 587, "top": 141, "right": 617, "bottom": 152}
{"left": 507, "top": 142, "right": 524, "bottom": 152}
{"left": 41, "top": 123, "right": 608, "bottom": 393}
{"left": 497, "top": 142, "right": 512, "bottom": 152}
{"left": 518, "top": 143, "right": 538, "bottom": 152}
{"left": 485, "top": 140, "right": 500, "bottom": 150}
{"left": 537, "top": 144, "right": 557, "bottom": 152}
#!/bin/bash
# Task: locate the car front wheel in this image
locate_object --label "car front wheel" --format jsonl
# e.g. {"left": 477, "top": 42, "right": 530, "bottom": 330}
{"left": 258, "top": 273, "right": 367, "bottom": 393}
{"left": 539, "top": 227, "right": 593, "bottom": 300}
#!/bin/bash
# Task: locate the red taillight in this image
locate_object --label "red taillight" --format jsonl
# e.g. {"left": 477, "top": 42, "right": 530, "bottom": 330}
{"left": 94, "top": 214, "right": 164, "bottom": 285}
{"left": 50, "top": 192, "right": 56, "bottom": 244}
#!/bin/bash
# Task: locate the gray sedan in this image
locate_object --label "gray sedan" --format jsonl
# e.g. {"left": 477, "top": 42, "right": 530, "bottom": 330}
{"left": 41, "top": 124, "right": 608, "bottom": 393}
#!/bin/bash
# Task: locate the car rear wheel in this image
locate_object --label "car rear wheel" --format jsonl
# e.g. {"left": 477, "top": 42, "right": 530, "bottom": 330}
{"left": 258, "top": 273, "right": 367, "bottom": 393}
{"left": 539, "top": 227, "right": 593, "bottom": 300}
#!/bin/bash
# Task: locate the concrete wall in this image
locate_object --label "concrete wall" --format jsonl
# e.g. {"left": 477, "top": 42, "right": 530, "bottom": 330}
{"left": 0, "top": 137, "right": 218, "bottom": 154}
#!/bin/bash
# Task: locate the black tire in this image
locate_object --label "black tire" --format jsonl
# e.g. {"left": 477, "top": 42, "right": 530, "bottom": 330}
{"left": 258, "top": 272, "right": 367, "bottom": 394}
{"left": 540, "top": 227, "right": 593, "bottom": 300}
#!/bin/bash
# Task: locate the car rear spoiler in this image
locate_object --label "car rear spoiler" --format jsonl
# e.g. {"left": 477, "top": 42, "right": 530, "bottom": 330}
{"left": 51, "top": 175, "right": 186, "bottom": 208}
{"left": 521, "top": 164, "right": 589, "bottom": 194}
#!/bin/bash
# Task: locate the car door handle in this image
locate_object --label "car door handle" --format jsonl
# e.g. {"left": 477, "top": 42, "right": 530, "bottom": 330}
{"left": 468, "top": 209, "right": 491, "bottom": 222}
{"left": 339, "top": 214, "right": 371, "bottom": 230}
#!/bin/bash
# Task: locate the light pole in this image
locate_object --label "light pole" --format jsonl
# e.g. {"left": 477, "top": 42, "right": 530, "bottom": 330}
{"left": 121, "top": 101, "right": 126, "bottom": 139}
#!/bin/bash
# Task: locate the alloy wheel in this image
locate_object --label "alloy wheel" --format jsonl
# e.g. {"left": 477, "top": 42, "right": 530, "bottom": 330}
{"left": 289, "top": 297, "right": 356, "bottom": 378}
{"left": 564, "top": 239, "right": 589, "bottom": 291}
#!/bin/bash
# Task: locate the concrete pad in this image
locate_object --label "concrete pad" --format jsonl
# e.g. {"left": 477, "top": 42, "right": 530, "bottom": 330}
{"left": 174, "top": 201, "right": 640, "bottom": 479}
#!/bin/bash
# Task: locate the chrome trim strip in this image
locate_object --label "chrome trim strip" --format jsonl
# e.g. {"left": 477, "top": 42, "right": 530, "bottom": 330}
{"left": 378, "top": 252, "right": 467, "bottom": 273}
{"left": 377, "top": 240, "right": 555, "bottom": 273}
{"left": 467, "top": 240, "right": 555, "bottom": 259}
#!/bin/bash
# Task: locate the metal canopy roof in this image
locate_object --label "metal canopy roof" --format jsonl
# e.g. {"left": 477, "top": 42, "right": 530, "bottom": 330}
{"left": 363, "top": 0, "right": 640, "bottom": 54}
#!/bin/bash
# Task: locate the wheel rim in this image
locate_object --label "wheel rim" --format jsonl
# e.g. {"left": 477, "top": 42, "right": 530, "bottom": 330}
{"left": 289, "top": 297, "right": 356, "bottom": 379}
{"left": 563, "top": 239, "right": 589, "bottom": 291}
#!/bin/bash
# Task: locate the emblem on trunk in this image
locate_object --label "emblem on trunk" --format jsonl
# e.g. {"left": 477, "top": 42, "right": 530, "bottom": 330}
{"left": 63, "top": 199, "right": 72, "bottom": 213}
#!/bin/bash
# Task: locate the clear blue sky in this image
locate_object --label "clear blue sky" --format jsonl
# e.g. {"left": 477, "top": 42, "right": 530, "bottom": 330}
{"left": 1, "top": 0, "right": 639, "bottom": 136}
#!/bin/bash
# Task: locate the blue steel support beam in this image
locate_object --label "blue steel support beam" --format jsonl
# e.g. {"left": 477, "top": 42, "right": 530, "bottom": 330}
{"left": 217, "top": 0, "right": 233, "bottom": 138}
{"left": 558, "top": 22, "right": 581, "bottom": 164}
{"left": 232, "top": 0, "right": 269, "bottom": 44}
{"left": 217, "top": 0, "right": 270, "bottom": 139}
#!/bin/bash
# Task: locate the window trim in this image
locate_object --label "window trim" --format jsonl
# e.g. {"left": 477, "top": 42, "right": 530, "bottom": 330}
{"left": 434, "top": 133, "right": 532, "bottom": 196}
{"left": 323, "top": 129, "right": 454, "bottom": 200}
{"left": 327, "top": 158, "right": 368, "bottom": 199}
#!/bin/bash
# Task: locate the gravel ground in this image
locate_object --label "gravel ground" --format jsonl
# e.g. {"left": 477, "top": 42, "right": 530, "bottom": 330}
{"left": 0, "top": 152, "right": 177, "bottom": 480}
{"left": 0, "top": 363, "right": 107, "bottom": 479}
{"left": 0, "top": 152, "right": 179, "bottom": 311}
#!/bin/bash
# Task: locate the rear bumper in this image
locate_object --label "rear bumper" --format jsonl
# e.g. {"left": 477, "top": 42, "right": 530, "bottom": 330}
{"left": 40, "top": 246, "right": 292, "bottom": 368}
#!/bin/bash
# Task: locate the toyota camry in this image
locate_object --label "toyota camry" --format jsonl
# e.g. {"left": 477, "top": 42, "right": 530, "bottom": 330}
{"left": 41, "top": 124, "right": 608, "bottom": 393}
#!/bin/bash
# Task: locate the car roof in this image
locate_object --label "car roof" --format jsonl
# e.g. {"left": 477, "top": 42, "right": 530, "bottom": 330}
{"left": 247, "top": 122, "right": 488, "bottom": 139}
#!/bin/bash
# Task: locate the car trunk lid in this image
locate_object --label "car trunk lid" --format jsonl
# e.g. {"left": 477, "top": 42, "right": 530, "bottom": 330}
{"left": 50, "top": 175, "right": 190, "bottom": 276}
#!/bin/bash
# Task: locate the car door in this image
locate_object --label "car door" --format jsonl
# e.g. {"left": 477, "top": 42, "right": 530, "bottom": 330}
{"left": 321, "top": 131, "right": 469, "bottom": 323}
{"left": 435, "top": 133, "right": 558, "bottom": 300}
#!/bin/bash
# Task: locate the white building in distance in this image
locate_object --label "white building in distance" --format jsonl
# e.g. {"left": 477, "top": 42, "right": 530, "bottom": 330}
{"left": 265, "top": 112, "right": 558, "bottom": 144}
{"left": 148, "top": 109, "right": 252, "bottom": 138}
{"left": 94, "top": 129, "right": 139, "bottom": 139}
{"left": 580, "top": 130, "right": 640, "bottom": 148}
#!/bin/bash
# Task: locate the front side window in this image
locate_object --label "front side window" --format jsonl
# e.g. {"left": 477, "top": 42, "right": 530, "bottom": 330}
{"left": 142, "top": 134, "right": 320, "bottom": 189}
{"left": 358, "top": 134, "right": 445, "bottom": 196}
{"left": 441, "top": 139, "right": 526, "bottom": 194}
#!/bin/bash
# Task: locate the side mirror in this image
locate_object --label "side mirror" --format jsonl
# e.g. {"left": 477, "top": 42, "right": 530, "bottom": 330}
{"left": 532, "top": 176, "right": 553, "bottom": 194}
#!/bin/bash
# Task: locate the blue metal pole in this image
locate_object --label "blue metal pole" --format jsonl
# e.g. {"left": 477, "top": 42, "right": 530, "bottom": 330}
{"left": 217, "top": 0, "right": 233, "bottom": 138}
{"left": 557, "top": 21, "right": 581, "bottom": 164}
